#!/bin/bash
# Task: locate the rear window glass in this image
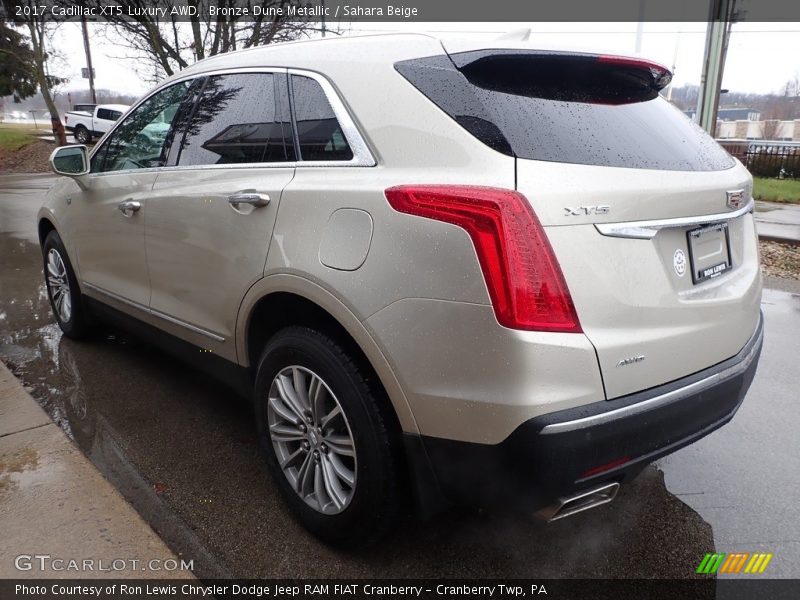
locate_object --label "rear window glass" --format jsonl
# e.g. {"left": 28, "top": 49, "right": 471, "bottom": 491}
{"left": 395, "top": 52, "right": 734, "bottom": 171}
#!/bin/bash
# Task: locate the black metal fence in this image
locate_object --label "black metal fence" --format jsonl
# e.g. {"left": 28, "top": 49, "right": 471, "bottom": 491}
{"left": 718, "top": 140, "right": 800, "bottom": 180}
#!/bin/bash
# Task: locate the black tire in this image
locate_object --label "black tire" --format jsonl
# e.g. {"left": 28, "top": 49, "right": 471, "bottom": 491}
{"left": 42, "top": 230, "right": 93, "bottom": 339}
{"left": 74, "top": 125, "right": 91, "bottom": 144}
{"left": 255, "top": 326, "right": 403, "bottom": 547}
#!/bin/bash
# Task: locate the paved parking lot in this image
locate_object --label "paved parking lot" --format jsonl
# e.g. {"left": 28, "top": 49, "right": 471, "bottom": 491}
{"left": 1, "top": 173, "right": 798, "bottom": 579}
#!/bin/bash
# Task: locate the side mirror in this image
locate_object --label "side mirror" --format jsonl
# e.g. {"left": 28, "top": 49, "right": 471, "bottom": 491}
{"left": 49, "top": 145, "right": 89, "bottom": 177}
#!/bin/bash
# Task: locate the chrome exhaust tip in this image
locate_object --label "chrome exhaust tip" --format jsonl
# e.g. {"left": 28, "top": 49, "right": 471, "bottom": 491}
{"left": 536, "top": 482, "right": 620, "bottom": 522}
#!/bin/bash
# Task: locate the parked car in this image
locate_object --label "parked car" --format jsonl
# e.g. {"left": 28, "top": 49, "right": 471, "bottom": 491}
{"left": 64, "top": 104, "right": 129, "bottom": 144}
{"left": 40, "top": 34, "right": 763, "bottom": 546}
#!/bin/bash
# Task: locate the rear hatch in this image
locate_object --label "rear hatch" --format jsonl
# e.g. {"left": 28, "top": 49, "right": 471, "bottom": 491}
{"left": 397, "top": 44, "right": 762, "bottom": 398}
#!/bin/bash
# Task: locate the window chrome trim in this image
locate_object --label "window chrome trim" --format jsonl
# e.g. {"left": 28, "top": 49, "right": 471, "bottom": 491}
{"left": 595, "top": 199, "right": 755, "bottom": 240}
{"left": 88, "top": 66, "right": 375, "bottom": 178}
{"left": 287, "top": 68, "right": 376, "bottom": 167}
{"left": 540, "top": 316, "right": 763, "bottom": 435}
{"left": 82, "top": 282, "right": 225, "bottom": 343}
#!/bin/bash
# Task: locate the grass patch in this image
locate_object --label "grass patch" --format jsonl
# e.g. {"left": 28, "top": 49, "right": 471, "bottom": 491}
{"left": 753, "top": 177, "right": 800, "bottom": 204}
{"left": 0, "top": 126, "right": 37, "bottom": 152}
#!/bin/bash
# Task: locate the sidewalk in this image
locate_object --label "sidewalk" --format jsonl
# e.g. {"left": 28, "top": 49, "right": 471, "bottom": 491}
{"left": 0, "top": 361, "right": 195, "bottom": 580}
{"left": 755, "top": 201, "right": 800, "bottom": 246}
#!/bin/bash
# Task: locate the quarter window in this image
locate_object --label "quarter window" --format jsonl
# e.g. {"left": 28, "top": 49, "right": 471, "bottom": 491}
{"left": 175, "top": 73, "right": 295, "bottom": 166}
{"left": 91, "top": 81, "right": 191, "bottom": 173}
{"left": 290, "top": 75, "right": 353, "bottom": 161}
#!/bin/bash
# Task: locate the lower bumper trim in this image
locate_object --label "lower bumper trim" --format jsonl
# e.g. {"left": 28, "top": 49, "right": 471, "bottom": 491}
{"left": 409, "top": 314, "right": 763, "bottom": 511}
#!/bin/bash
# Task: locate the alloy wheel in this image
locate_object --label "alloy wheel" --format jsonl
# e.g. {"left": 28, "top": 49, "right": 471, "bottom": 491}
{"left": 267, "top": 365, "right": 357, "bottom": 514}
{"left": 46, "top": 249, "right": 72, "bottom": 322}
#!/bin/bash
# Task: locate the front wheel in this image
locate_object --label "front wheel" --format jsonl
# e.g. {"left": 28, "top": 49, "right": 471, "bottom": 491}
{"left": 42, "top": 231, "right": 92, "bottom": 339}
{"left": 254, "top": 326, "right": 403, "bottom": 547}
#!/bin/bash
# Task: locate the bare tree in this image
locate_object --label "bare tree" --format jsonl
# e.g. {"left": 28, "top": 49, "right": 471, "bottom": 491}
{"left": 86, "top": 0, "right": 328, "bottom": 84}
{"left": 761, "top": 119, "right": 780, "bottom": 141}
{"left": 11, "top": 2, "right": 68, "bottom": 144}
{"left": 784, "top": 72, "right": 800, "bottom": 98}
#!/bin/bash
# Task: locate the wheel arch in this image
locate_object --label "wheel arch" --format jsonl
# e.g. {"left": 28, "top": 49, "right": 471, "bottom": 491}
{"left": 237, "top": 274, "right": 419, "bottom": 436}
{"left": 38, "top": 216, "right": 58, "bottom": 246}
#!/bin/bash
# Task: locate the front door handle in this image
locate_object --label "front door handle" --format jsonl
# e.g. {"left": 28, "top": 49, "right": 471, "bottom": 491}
{"left": 228, "top": 193, "right": 270, "bottom": 210}
{"left": 118, "top": 200, "right": 141, "bottom": 217}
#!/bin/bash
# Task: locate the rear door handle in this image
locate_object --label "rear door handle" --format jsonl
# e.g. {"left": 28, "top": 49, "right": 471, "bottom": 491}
{"left": 117, "top": 200, "right": 141, "bottom": 217}
{"left": 228, "top": 193, "right": 270, "bottom": 210}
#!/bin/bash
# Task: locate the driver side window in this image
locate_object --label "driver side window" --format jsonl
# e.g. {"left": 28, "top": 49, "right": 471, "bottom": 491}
{"left": 91, "top": 81, "right": 192, "bottom": 173}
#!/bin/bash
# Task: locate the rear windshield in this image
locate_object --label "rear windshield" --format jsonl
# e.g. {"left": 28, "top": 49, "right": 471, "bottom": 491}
{"left": 395, "top": 52, "right": 734, "bottom": 171}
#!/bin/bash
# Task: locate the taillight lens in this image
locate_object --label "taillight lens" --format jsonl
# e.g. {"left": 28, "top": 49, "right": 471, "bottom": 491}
{"left": 597, "top": 54, "right": 673, "bottom": 90}
{"left": 385, "top": 185, "right": 581, "bottom": 333}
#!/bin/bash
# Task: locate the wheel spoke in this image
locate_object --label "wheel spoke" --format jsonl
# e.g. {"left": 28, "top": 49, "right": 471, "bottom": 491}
{"left": 54, "top": 290, "right": 64, "bottom": 315}
{"left": 276, "top": 374, "right": 308, "bottom": 421}
{"left": 280, "top": 446, "right": 306, "bottom": 469}
{"left": 327, "top": 452, "right": 355, "bottom": 487}
{"left": 270, "top": 423, "right": 305, "bottom": 443}
{"left": 62, "top": 292, "right": 72, "bottom": 319}
{"left": 308, "top": 375, "right": 327, "bottom": 424}
{"left": 292, "top": 368, "right": 311, "bottom": 413}
{"left": 268, "top": 395, "right": 301, "bottom": 426}
{"left": 320, "top": 455, "right": 346, "bottom": 509}
{"left": 313, "top": 461, "right": 329, "bottom": 509}
{"left": 296, "top": 451, "right": 315, "bottom": 496}
{"left": 319, "top": 404, "right": 341, "bottom": 429}
{"left": 323, "top": 434, "right": 355, "bottom": 457}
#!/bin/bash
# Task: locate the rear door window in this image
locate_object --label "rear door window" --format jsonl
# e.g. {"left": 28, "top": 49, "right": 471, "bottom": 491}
{"left": 290, "top": 75, "right": 353, "bottom": 162}
{"left": 395, "top": 52, "right": 734, "bottom": 171}
{"left": 174, "top": 73, "right": 295, "bottom": 166}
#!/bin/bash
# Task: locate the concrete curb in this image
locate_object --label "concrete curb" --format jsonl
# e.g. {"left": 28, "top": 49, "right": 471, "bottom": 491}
{"left": 0, "top": 360, "right": 196, "bottom": 580}
{"left": 758, "top": 234, "right": 800, "bottom": 247}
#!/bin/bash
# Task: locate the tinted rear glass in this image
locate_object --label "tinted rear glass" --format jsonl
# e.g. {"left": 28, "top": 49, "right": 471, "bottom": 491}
{"left": 395, "top": 52, "right": 734, "bottom": 171}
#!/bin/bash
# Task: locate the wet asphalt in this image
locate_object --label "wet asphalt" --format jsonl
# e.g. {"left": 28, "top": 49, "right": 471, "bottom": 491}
{"left": 0, "top": 173, "right": 798, "bottom": 579}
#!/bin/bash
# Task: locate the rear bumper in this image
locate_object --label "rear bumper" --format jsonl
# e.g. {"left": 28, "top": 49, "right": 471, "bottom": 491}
{"left": 407, "top": 313, "right": 763, "bottom": 512}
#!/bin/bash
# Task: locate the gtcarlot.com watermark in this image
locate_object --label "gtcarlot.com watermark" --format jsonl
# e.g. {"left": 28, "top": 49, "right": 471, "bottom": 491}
{"left": 14, "top": 554, "right": 194, "bottom": 573}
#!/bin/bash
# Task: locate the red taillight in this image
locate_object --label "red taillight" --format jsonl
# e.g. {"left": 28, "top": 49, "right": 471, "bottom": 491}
{"left": 385, "top": 185, "right": 581, "bottom": 333}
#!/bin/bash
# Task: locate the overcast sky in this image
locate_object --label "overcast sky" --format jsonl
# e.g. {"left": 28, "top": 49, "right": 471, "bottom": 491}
{"left": 51, "top": 21, "right": 800, "bottom": 98}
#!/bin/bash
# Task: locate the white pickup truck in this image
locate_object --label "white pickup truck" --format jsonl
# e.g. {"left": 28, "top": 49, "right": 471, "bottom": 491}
{"left": 64, "top": 104, "right": 129, "bottom": 144}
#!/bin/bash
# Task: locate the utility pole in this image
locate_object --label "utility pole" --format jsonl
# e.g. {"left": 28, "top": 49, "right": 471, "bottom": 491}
{"left": 634, "top": 0, "right": 645, "bottom": 54}
{"left": 666, "top": 25, "right": 682, "bottom": 102}
{"left": 695, "top": 0, "right": 737, "bottom": 134}
{"left": 80, "top": 16, "right": 96, "bottom": 104}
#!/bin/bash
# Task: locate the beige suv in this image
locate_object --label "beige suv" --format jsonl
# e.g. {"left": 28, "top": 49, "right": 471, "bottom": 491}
{"left": 41, "top": 34, "right": 763, "bottom": 546}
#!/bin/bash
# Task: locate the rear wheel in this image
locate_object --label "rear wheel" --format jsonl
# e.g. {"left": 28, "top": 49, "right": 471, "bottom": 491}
{"left": 254, "top": 326, "right": 402, "bottom": 547}
{"left": 74, "top": 125, "right": 91, "bottom": 144}
{"left": 42, "top": 231, "right": 92, "bottom": 339}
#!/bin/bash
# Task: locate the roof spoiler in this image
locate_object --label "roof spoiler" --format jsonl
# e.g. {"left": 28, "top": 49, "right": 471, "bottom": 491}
{"left": 448, "top": 49, "right": 672, "bottom": 104}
